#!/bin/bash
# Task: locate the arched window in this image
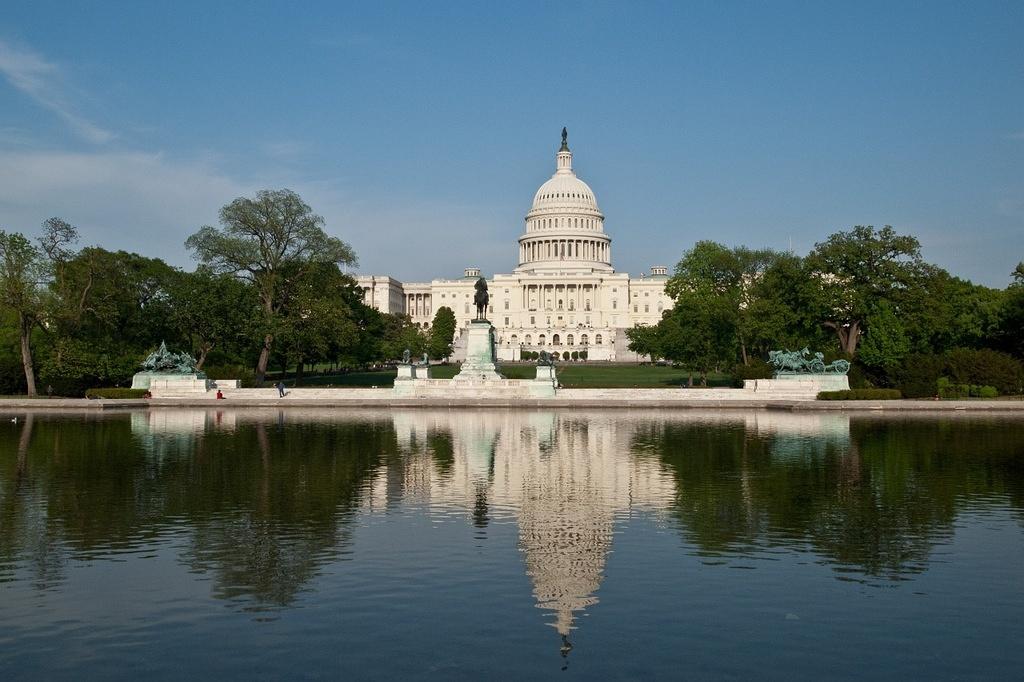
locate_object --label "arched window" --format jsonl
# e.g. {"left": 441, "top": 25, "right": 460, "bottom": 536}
{"left": 580, "top": 334, "right": 588, "bottom": 345}
{"left": 595, "top": 334, "right": 603, "bottom": 345}
{"left": 552, "top": 334, "right": 560, "bottom": 346}
{"left": 568, "top": 300, "right": 575, "bottom": 310}
{"left": 525, "top": 334, "right": 532, "bottom": 345}
{"left": 558, "top": 299, "right": 563, "bottom": 310}
{"left": 538, "top": 334, "right": 546, "bottom": 346}
{"left": 511, "top": 334, "right": 518, "bottom": 345}
{"left": 567, "top": 334, "right": 574, "bottom": 346}
{"left": 585, "top": 300, "right": 591, "bottom": 311}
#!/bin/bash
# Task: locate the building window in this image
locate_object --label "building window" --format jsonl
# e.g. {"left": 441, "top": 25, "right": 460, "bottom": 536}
{"left": 466, "top": 304, "right": 470, "bottom": 313}
{"left": 504, "top": 300, "right": 509, "bottom": 310}
{"left": 530, "top": 316, "right": 535, "bottom": 325}
{"left": 552, "top": 334, "right": 560, "bottom": 346}
{"left": 525, "top": 334, "right": 532, "bottom": 345}
{"left": 634, "top": 305, "right": 638, "bottom": 313}
{"left": 567, "top": 334, "right": 574, "bottom": 345}
{"left": 558, "top": 299, "right": 563, "bottom": 310}
{"left": 596, "top": 334, "right": 603, "bottom": 345}
{"left": 511, "top": 334, "right": 518, "bottom": 345}
{"left": 568, "top": 300, "right": 575, "bottom": 310}
{"left": 538, "top": 334, "right": 546, "bottom": 346}
{"left": 504, "top": 317, "right": 509, "bottom": 326}
{"left": 581, "top": 334, "right": 588, "bottom": 345}
{"left": 612, "top": 300, "right": 617, "bottom": 309}
{"left": 585, "top": 300, "right": 591, "bottom": 311}
{"left": 644, "top": 304, "right": 649, "bottom": 313}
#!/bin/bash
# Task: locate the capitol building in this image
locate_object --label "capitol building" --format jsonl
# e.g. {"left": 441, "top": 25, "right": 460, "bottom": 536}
{"left": 356, "top": 131, "right": 671, "bottom": 361}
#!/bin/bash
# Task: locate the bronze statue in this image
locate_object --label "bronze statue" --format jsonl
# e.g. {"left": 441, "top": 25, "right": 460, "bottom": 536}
{"left": 141, "top": 341, "right": 200, "bottom": 374}
{"left": 560, "top": 127, "right": 568, "bottom": 151}
{"left": 537, "top": 350, "right": 555, "bottom": 367}
{"left": 474, "top": 277, "right": 489, "bottom": 320}
{"left": 768, "top": 348, "right": 850, "bottom": 375}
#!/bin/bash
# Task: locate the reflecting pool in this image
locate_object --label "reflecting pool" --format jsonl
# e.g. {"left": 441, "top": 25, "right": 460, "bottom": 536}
{"left": 1, "top": 408, "right": 1023, "bottom": 679}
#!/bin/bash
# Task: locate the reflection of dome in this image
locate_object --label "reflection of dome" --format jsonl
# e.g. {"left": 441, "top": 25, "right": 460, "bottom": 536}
{"left": 517, "top": 130, "right": 612, "bottom": 274}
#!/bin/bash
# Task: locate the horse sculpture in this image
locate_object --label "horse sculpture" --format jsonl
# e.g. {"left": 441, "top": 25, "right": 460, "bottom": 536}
{"left": 473, "top": 277, "right": 489, "bottom": 321}
{"left": 768, "top": 348, "right": 850, "bottom": 375}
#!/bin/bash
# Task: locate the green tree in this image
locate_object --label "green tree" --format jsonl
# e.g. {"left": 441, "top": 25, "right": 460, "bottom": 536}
{"left": 997, "top": 261, "right": 1024, "bottom": 358}
{"left": 186, "top": 189, "right": 357, "bottom": 384}
{"left": 0, "top": 231, "right": 44, "bottom": 395}
{"left": 656, "top": 293, "right": 733, "bottom": 386}
{"left": 273, "top": 264, "right": 363, "bottom": 383}
{"left": 665, "top": 241, "right": 786, "bottom": 365}
{"left": 167, "top": 268, "right": 256, "bottom": 368}
{"left": 376, "top": 313, "right": 427, "bottom": 361}
{"left": 428, "top": 306, "right": 457, "bottom": 360}
{"left": 805, "top": 225, "right": 926, "bottom": 355}
{"left": 626, "top": 323, "right": 661, "bottom": 361}
{"left": 857, "top": 300, "right": 911, "bottom": 378}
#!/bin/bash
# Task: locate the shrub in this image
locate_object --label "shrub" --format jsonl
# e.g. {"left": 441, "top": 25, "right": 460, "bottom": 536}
{"left": 977, "top": 385, "right": 999, "bottom": 398}
{"left": 817, "top": 388, "right": 902, "bottom": 400}
{"left": 562, "top": 351, "right": 571, "bottom": 361}
{"left": 579, "top": 350, "right": 588, "bottom": 361}
{"left": 85, "top": 388, "right": 149, "bottom": 399}
{"left": 895, "top": 353, "right": 945, "bottom": 398}
{"left": 571, "top": 351, "right": 579, "bottom": 361}
{"left": 730, "top": 359, "right": 773, "bottom": 387}
{"left": 937, "top": 378, "right": 1000, "bottom": 399}
{"left": 944, "top": 348, "right": 1023, "bottom": 395}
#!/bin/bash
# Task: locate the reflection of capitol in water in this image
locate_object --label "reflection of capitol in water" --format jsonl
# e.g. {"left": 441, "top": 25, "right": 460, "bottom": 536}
{"left": 386, "top": 410, "right": 681, "bottom": 647}
{"left": 130, "top": 407, "right": 852, "bottom": 650}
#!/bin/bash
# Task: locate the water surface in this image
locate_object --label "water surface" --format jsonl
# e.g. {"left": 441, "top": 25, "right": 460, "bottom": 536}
{"left": 1, "top": 408, "right": 1022, "bottom": 679}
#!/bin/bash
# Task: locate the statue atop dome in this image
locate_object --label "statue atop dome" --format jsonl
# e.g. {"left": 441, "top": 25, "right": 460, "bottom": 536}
{"left": 560, "top": 127, "right": 569, "bottom": 151}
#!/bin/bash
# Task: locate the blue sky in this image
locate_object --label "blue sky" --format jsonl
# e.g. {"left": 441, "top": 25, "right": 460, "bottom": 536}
{"left": 0, "top": 1, "right": 1021, "bottom": 286}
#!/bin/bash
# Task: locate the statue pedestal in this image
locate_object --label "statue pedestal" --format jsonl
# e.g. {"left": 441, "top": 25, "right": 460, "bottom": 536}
{"left": 530, "top": 365, "right": 557, "bottom": 397}
{"left": 134, "top": 373, "right": 208, "bottom": 393}
{"left": 452, "top": 321, "right": 503, "bottom": 382}
{"left": 743, "top": 374, "right": 849, "bottom": 398}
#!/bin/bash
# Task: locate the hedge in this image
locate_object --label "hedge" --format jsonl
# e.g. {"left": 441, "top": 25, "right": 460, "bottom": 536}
{"left": 817, "top": 388, "right": 903, "bottom": 400}
{"left": 85, "top": 388, "right": 149, "bottom": 399}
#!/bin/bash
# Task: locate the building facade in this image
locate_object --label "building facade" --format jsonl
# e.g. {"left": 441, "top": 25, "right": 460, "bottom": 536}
{"left": 356, "top": 132, "right": 671, "bottom": 361}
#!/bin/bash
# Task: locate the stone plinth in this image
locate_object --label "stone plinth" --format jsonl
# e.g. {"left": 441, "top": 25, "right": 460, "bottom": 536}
{"left": 530, "top": 365, "right": 557, "bottom": 398}
{"left": 141, "top": 374, "right": 209, "bottom": 394}
{"left": 452, "top": 321, "right": 503, "bottom": 382}
{"left": 744, "top": 375, "right": 850, "bottom": 396}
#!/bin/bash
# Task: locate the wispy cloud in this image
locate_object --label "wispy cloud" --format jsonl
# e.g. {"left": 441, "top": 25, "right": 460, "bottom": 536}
{"left": 0, "top": 39, "right": 113, "bottom": 144}
{"left": 1008, "top": 131, "right": 1024, "bottom": 141}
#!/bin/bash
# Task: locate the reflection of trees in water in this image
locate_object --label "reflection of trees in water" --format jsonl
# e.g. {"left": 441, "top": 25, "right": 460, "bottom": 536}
{"left": 0, "top": 413, "right": 392, "bottom": 608}
{"left": 173, "top": 421, "right": 392, "bottom": 608}
{"left": 633, "top": 416, "right": 1024, "bottom": 580}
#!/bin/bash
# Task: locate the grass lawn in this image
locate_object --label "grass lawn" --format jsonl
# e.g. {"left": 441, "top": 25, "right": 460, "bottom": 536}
{"left": 292, "top": 363, "right": 731, "bottom": 389}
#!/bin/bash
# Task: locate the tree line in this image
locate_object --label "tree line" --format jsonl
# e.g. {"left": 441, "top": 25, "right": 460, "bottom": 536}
{"left": 0, "top": 190, "right": 457, "bottom": 396}
{"left": 627, "top": 226, "right": 1024, "bottom": 395}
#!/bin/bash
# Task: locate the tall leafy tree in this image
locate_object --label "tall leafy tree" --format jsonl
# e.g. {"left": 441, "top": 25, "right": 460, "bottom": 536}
{"left": 665, "top": 241, "right": 785, "bottom": 365}
{"left": 428, "top": 306, "right": 457, "bottom": 360}
{"left": 0, "top": 231, "right": 44, "bottom": 395}
{"left": 805, "top": 225, "right": 926, "bottom": 355}
{"left": 167, "top": 267, "right": 256, "bottom": 368}
{"left": 186, "top": 189, "right": 357, "bottom": 384}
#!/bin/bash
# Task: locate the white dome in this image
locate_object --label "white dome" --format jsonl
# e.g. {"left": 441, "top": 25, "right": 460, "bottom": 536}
{"left": 515, "top": 130, "right": 613, "bottom": 275}
{"left": 531, "top": 174, "right": 600, "bottom": 213}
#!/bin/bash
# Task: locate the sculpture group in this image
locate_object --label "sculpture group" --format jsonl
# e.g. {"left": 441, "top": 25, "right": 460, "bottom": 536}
{"left": 141, "top": 341, "right": 202, "bottom": 375}
{"left": 768, "top": 348, "right": 850, "bottom": 375}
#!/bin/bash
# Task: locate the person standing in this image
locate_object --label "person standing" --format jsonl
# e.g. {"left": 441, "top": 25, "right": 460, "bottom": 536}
{"left": 276, "top": 381, "right": 286, "bottom": 398}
